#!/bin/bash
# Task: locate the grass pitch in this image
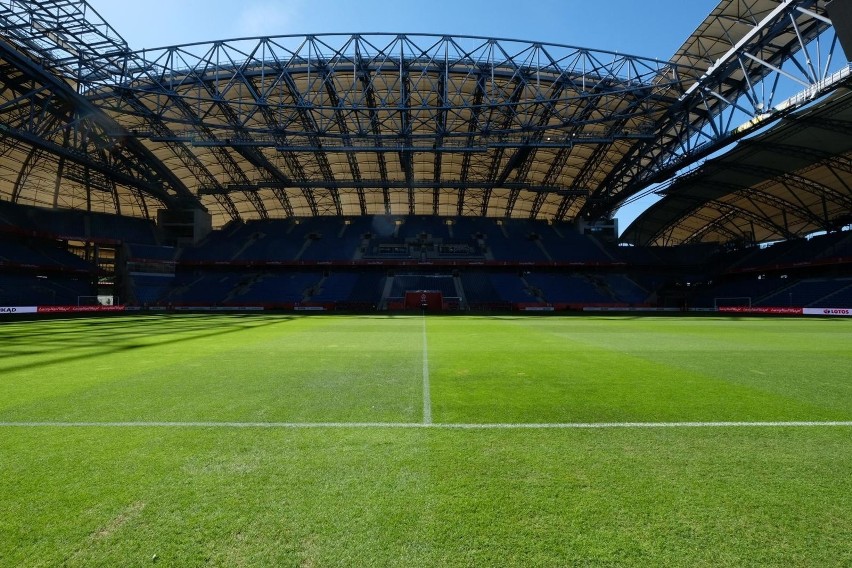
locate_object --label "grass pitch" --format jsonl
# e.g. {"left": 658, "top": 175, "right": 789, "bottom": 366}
{"left": 1, "top": 314, "right": 850, "bottom": 566}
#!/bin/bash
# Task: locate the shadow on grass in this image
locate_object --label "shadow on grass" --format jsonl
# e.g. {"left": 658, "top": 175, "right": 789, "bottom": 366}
{"left": 0, "top": 314, "right": 295, "bottom": 375}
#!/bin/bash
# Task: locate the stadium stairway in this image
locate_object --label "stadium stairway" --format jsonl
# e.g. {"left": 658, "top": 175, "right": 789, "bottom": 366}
{"left": 378, "top": 277, "right": 395, "bottom": 310}
{"left": 817, "top": 279, "right": 852, "bottom": 307}
{"left": 755, "top": 279, "right": 809, "bottom": 307}
{"left": 223, "top": 273, "right": 263, "bottom": 304}
{"left": 587, "top": 235, "right": 619, "bottom": 262}
{"left": 818, "top": 231, "right": 852, "bottom": 260}
{"left": 806, "top": 279, "right": 852, "bottom": 307}
{"left": 453, "top": 274, "right": 468, "bottom": 309}
{"left": 303, "top": 274, "right": 327, "bottom": 302}
{"left": 160, "top": 274, "right": 205, "bottom": 305}
{"left": 232, "top": 231, "right": 264, "bottom": 261}
{"left": 606, "top": 274, "right": 653, "bottom": 304}
{"left": 534, "top": 239, "right": 554, "bottom": 262}
{"left": 518, "top": 274, "right": 546, "bottom": 303}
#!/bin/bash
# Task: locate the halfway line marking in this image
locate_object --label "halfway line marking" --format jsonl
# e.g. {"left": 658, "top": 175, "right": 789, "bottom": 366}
{"left": 1, "top": 421, "right": 851, "bottom": 429}
{"left": 421, "top": 315, "right": 432, "bottom": 424}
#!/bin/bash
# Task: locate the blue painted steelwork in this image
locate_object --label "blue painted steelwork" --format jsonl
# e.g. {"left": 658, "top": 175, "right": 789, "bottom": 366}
{"left": 0, "top": 1, "right": 847, "bottom": 236}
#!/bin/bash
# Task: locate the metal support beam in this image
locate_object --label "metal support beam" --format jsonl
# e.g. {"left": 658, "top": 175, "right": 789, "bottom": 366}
{"left": 581, "top": 0, "right": 843, "bottom": 221}
{"left": 357, "top": 51, "right": 391, "bottom": 214}
{"left": 116, "top": 89, "right": 240, "bottom": 220}
{"left": 198, "top": 179, "right": 589, "bottom": 195}
{"left": 321, "top": 65, "right": 367, "bottom": 215}
{"left": 0, "top": 37, "right": 201, "bottom": 211}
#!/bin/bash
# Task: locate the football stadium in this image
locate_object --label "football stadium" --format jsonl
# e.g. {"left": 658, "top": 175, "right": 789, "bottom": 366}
{"left": 1, "top": 0, "right": 852, "bottom": 565}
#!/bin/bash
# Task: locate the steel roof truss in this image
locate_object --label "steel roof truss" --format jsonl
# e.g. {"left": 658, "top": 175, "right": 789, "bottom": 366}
{"left": 320, "top": 67, "right": 367, "bottom": 215}
{"left": 355, "top": 58, "right": 391, "bottom": 214}
{"left": 729, "top": 161, "right": 852, "bottom": 210}
{"left": 483, "top": 77, "right": 529, "bottom": 215}
{"left": 116, "top": 90, "right": 238, "bottom": 218}
{"left": 272, "top": 70, "right": 340, "bottom": 214}
{"left": 683, "top": 209, "right": 747, "bottom": 245}
{"left": 584, "top": 1, "right": 843, "bottom": 220}
{"left": 12, "top": 145, "right": 47, "bottom": 202}
{"left": 506, "top": 81, "right": 567, "bottom": 217}
{"left": 702, "top": 178, "right": 807, "bottom": 237}
{"left": 713, "top": 198, "right": 795, "bottom": 240}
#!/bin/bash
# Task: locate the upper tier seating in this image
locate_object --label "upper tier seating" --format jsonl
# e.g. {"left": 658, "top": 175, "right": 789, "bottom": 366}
{"left": 524, "top": 273, "right": 610, "bottom": 304}
{"left": 0, "top": 201, "right": 157, "bottom": 244}
{"left": 0, "top": 272, "right": 92, "bottom": 305}
{"left": 0, "top": 234, "right": 92, "bottom": 271}
{"left": 756, "top": 277, "right": 852, "bottom": 307}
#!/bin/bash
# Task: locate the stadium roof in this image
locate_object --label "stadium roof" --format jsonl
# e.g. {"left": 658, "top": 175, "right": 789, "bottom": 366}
{"left": 622, "top": 86, "right": 852, "bottom": 246}
{"left": 0, "top": 0, "right": 849, "bottom": 242}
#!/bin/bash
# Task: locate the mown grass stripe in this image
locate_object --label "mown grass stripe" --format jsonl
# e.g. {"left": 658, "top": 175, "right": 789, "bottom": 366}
{"left": 2, "top": 421, "right": 851, "bottom": 429}
{"left": 422, "top": 315, "right": 432, "bottom": 425}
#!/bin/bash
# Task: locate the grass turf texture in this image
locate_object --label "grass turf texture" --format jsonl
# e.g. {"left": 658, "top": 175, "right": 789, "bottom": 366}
{"left": 1, "top": 314, "right": 850, "bottom": 566}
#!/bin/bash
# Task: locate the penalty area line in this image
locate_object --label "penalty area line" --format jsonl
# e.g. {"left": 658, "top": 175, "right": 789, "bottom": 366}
{"left": 1, "top": 421, "right": 852, "bottom": 429}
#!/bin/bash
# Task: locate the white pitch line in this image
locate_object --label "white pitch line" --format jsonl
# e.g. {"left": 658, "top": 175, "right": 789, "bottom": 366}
{"left": 1, "top": 421, "right": 852, "bottom": 429}
{"left": 421, "top": 315, "right": 432, "bottom": 424}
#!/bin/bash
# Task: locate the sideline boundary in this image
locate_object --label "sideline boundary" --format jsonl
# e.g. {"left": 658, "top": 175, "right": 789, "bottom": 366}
{"left": 2, "top": 421, "right": 851, "bottom": 429}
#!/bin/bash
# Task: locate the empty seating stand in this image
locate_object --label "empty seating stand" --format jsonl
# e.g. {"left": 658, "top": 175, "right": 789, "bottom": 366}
{"left": 0, "top": 208, "right": 826, "bottom": 312}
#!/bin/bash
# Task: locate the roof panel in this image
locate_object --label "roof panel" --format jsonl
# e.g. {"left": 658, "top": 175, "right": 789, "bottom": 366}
{"left": 1, "top": 2, "right": 845, "bottom": 235}
{"left": 624, "top": 87, "right": 852, "bottom": 245}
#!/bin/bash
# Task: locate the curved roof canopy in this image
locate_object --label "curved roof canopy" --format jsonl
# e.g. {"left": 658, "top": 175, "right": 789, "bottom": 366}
{"left": 89, "top": 34, "right": 691, "bottom": 227}
{"left": 622, "top": 86, "right": 852, "bottom": 246}
{"left": 0, "top": 0, "right": 847, "bottom": 239}
{"left": 1, "top": 30, "right": 693, "bottom": 226}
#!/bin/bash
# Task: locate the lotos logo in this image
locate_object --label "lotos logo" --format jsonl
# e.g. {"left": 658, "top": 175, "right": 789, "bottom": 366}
{"left": 823, "top": 308, "right": 850, "bottom": 315}
{"left": 0, "top": 307, "right": 16, "bottom": 313}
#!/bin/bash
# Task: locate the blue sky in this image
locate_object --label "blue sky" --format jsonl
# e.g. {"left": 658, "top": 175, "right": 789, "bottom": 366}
{"left": 87, "top": 0, "right": 720, "bottom": 228}
{"left": 88, "top": 1, "right": 718, "bottom": 57}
